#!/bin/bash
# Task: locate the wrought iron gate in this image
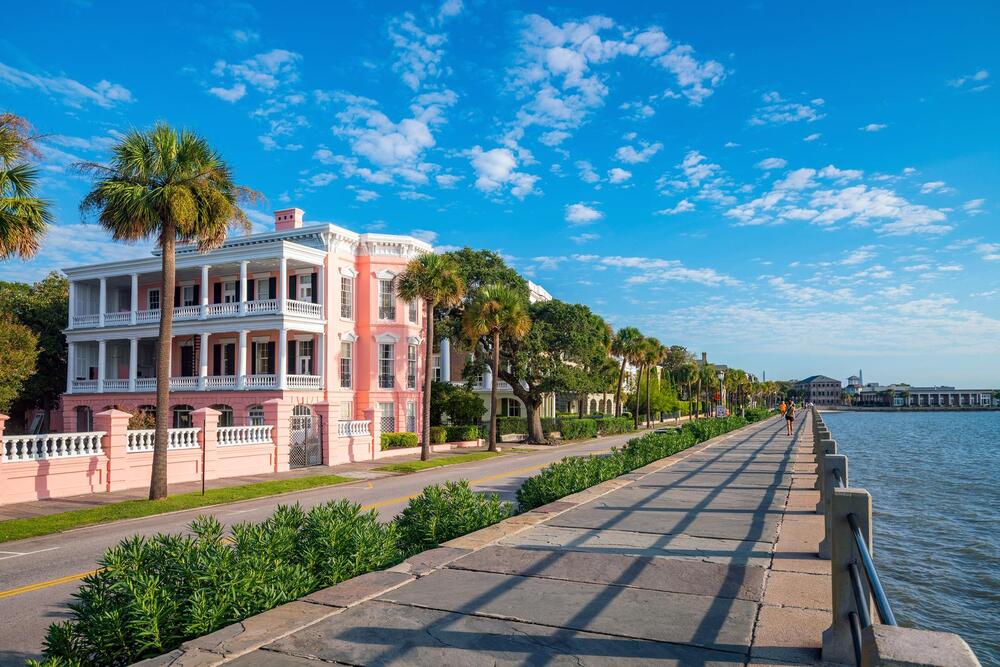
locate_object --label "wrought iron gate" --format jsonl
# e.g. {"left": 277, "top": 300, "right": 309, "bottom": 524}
{"left": 289, "top": 411, "right": 322, "bottom": 468}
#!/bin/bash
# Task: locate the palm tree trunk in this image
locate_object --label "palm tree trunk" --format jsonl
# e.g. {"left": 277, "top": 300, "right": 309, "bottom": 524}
{"left": 633, "top": 364, "right": 642, "bottom": 429}
{"left": 645, "top": 366, "right": 651, "bottom": 428}
{"left": 150, "top": 220, "right": 175, "bottom": 500}
{"left": 614, "top": 358, "right": 626, "bottom": 417}
{"left": 696, "top": 377, "right": 702, "bottom": 419}
{"left": 488, "top": 331, "right": 499, "bottom": 452}
{"left": 420, "top": 299, "right": 435, "bottom": 461}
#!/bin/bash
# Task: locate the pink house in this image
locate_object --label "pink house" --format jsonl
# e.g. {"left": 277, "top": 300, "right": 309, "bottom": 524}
{"left": 59, "top": 208, "right": 430, "bottom": 461}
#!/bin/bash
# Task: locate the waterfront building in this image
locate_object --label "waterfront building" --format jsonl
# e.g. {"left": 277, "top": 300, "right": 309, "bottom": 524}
{"left": 856, "top": 385, "right": 996, "bottom": 408}
{"left": 793, "top": 375, "right": 843, "bottom": 406}
{"left": 61, "top": 208, "right": 430, "bottom": 435}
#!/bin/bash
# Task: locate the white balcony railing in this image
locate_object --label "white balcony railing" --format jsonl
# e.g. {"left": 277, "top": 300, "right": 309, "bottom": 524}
{"left": 206, "top": 303, "right": 239, "bottom": 318}
{"left": 287, "top": 374, "right": 322, "bottom": 390}
{"left": 71, "top": 298, "right": 324, "bottom": 329}
{"left": 338, "top": 420, "right": 371, "bottom": 438}
{"left": 286, "top": 299, "right": 322, "bottom": 317}
{"left": 246, "top": 299, "right": 279, "bottom": 314}
{"left": 245, "top": 374, "right": 277, "bottom": 390}
{"left": 102, "top": 379, "right": 130, "bottom": 392}
{"left": 3, "top": 432, "right": 105, "bottom": 462}
{"left": 72, "top": 314, "right": 100, "bottom": 327}
{"left": 173, "top": 305, "right": 201, "bottom": 320}
{"left": 104, "top": 311, "right": 131, "bottom": 325}
{"left": 205, "top": 375, "right": 237, "bottom": 390}
{"left": 126, "top": 427, "right": 200, "bottom": 453}
{"left": 169, "top": 376, "right": 199, "bottom": 390}
{"left": 71, "top": 379, "right": 98, "bottom": 392}
{"left": 217, "top": 425, "right": 273, "bottom": 447}
{"left": 136, "top": 377, "right": 156, "bottom": 391}
{"left": 136, "top": 309, "right": 160, "bottom": 324}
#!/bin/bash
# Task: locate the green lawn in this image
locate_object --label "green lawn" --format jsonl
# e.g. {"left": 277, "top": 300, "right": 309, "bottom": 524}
{"left": 0, "top": 474, "right": 354, "bottom": 544}
{"left": 374, "top": 451, "right": 502, "bottom": 473}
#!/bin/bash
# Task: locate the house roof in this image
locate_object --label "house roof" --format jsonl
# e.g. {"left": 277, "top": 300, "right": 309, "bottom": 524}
{"left": 796, "top": 375, "right": 841, "bottom": 384}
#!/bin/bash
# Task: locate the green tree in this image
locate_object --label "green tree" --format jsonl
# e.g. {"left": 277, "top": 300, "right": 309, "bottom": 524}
{"left": 610, "top": 327, "right": 642, "bottom": 418}
{"left": 430, "top": 381, "right": 486, "bottom": 426}
{"left": 0, "top": 113, "right": 52, "bottom": 259}
{"left": 78, "top": 124, "right": 255, "bottom": 500}
{"left": 0, "top": 314, "right": 38, "bottom": 414}
{"left": 461, "top": 284, "right": 530, "bottom": 451}
{"left": 395, "top": 253, "right": 465, "bottom": 460}
{"left": 640, "top": 338, "right": 664, "bottom": 427}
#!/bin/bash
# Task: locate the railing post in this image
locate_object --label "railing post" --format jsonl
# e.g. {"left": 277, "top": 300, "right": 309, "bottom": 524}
{"left": 312, "top": 401, "right": 338, "bottom": 466}
{"left": 0, "top": 414, "right": 8, "bottom": 503}
{"left": 263, "top": 399, "right": 291, "bottom": 472}
{"left": 95, "top": 408, "right": 131, "bottom": 492}
{"left": 814, "top": 438, "right": 837, "bottom": 495}
{"left": 364, "top": 407, "right": 379, "bottom": 461}
{"left": 819, "top": 453, "right": 848, "bottom": 559}
{"left": 822, "top": 487, "right": 873, "bottom": 665}
{"left": 192, "top": 407, "right": 220, "bottom": 485}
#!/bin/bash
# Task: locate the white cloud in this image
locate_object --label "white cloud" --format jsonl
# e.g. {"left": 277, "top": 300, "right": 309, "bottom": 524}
{"left": 575, "top": 160, "right": 600, "bottom": 184}
{"left": 565, "top": 203, "right": 603, "bottom": 225}
{"left": 756, "top": 157, "right": 787, "bottom": 170}
{"left": 608, "top": 167, "right": 632, "bottom": 184}
{"left": 803, "top": 133, "right": 822, "bottom": 142}
{"left": 859, "top": 123, "right": 887, "bottom": 132}
{"left": 947, "top": 69, "right": 990, "bottom": 92}
{"left": 570, "top": 232, "right": 600, "bottom": 244}
{"left": 435, "top": 174, "right": 461, "bottom": 188}
{"left": 399, "top": 191, "right": 433, "bottom": 200}
{"left": 656, "top": 199, "right": 695, "bottom": 215}
{"left": 211, "top": 49, "right": 301, "bottom": 93}
{"left": 0, "top": 223, "right": 151, "bottom": 282}
{"left": 840, "top": 246, "right": 876, "bottom": 265}
{"left": 351, "top": 188, "right": 380, "bottom": 202}
{"left": 539, "top": 130, "right": 571, "bottom": 146}
{"left": 231, "top": 29, "right": 260, "bottom": 43}
{"left": 307, "top": 172, "right": 337, "bottom": 187}
{"left": 749, "top": 91, "right": 824, "bottom": 125}
{"left": 920, "top": 181, "right": 947, "bottom": 194}
{"left": 615, "top": 141, "right": 663, "bottom": 164}
{"left": 389, "top": 5, "right": 460, "bottom": 91}
{"left": 963, "top": 198, "right": 985, "bottom": 215}
{"left": 208, "top": 82, "right": 247, "bottom": 102}
{"left": 437, "top": 0, "right": 464, "bottom": 23}
{"left": 0, "top": 62, "right": 134, "bottom": 108}
{"left": 468, "top": 146, "right": 539, "bottom": 199}
{"left": 410, "top": 229, "right": 439, "bottom": 243}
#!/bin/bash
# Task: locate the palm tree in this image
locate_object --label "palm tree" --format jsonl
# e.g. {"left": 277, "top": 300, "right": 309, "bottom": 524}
{"left": 642, "top": 338, "right": 664, "bottom": 427}
{"left": 611, "top": 327, "right": 642, "bottom": 418}
{"left": 396, "top": 253, "right": 465, "bottom": 460}
{"left": 0, "top": 113, "right": 52, "bottom": 259}
{"left": 462, "top": 284, "right": 530, "bottom": 452}
{"left": 631, "top": 335, "right": 651, "bottom": 428}
{"left": 680, "top": 361, "right": 698, "bottom": 413}
{"left": 79, "top": 124, "right": 255, "bottom": 500}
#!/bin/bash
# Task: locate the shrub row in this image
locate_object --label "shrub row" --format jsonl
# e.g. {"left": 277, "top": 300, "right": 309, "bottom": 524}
{"left": 35, "top": 481, "right": 512, "bottom": 667}
{"left": 593, "top": 416, "right": 634, "bottom": 435}
{"left": 560, "top": 418, "right": 597, "bottom": 439}
{"left": 496, "top": 415, "right": 633, "bottom": 439}
{"left": 430, "top": 425, "right": 482, "bottom": 444}
{"left": 380, "top": 432, "right": 419, "bottom": 450}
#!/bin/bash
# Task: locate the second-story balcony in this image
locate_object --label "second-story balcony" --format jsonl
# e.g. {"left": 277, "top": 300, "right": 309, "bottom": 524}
{"left": 70, "top": 298, "right": 324, "bottom": 329}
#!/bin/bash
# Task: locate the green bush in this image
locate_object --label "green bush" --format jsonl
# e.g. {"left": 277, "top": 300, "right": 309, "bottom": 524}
{"left": 395, "top": 480, "right": 512, "bottom": 555}
{"left": 430, "top": 381, "right": 487, "bottom": 426}
{"left": 594, "top": 417, "right": 633, "bottom": 435}
{"left": 429, "top": 426, "right": 447, "bottom": 444}
{"left": 444, "top": 425, "right": 480, "bottom": 442}
{"left": 744, "top": 407, "right": 775, "bottom": 422}
{"left": 560, "top": 418, "right": 597, "bottom": 439}
{"left": 380, "top": 432, "right": 419, "bottom": 450}
{"left": 496, "top": 416, "right": 527, "bottom": 436}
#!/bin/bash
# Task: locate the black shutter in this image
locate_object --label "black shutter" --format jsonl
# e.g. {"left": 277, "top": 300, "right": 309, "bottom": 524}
{"left": 247, "top": 280, "right": 255, "bottom": 301}
{"left": 310, "top": 273, "right": 318, "bottom": 303}
{"left": 174, "top": 286, "right": 180, "bottom": 307}
{"left": 225, "top": 344, "right": 236, "bottom": 375}
{"left": 288, "top": 275, "right": 297, "bottom": 300}
{"left": 250, "top": 342, "right": 257, "bottom": 375}
{"left": 213, "top": 283, "right": 222, "bottom": 304}
{"left": 287, "top": 340, "right": 296, "bottom": 375}
{"left": 266, "top": 342, "right": 276, "bottom": 374}
{"left": 197, "top": 282, "right": 202, "bottom": 302}
{"left": 268, "top": 277, "right": 276, "bottom": 300}
{"left": 212, "top": 344, "right": 221, "bottom": 376}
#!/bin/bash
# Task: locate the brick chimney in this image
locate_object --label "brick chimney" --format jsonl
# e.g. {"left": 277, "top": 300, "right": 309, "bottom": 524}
{"left": 274, "top": 208, "right": 304, "bottom": 231}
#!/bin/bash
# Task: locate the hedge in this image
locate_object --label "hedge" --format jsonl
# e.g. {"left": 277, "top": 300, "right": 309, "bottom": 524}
{"left": 444, "top": 425, "right": 480, "bottom": 442}
{"left": 560, "top": 418, "right": 597, "bottom": 439}
{"left": 380, "top": 432, "right": 419, "bottom": 450}
{"left": 429, "top": 426, "right": 447, "bottom": 445}
{"left": 594, "top": 417, "right": 633, "bottom": 435}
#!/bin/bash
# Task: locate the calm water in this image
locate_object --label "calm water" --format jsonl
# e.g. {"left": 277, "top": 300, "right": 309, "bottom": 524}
{"left": 822, "top": 411, "right": 1000, "bottom": 666}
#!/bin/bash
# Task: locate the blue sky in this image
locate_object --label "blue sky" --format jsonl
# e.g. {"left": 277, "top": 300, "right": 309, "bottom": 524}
{"left": 1, "top": 0, "right": 998, "bottom": 386}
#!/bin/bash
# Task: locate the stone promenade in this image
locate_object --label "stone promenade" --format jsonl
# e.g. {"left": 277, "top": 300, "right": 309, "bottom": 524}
{"left": 143, "top": 415, "right": 831, "bottom": 666}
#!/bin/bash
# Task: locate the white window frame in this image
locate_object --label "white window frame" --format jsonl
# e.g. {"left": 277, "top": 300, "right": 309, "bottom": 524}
{"left": 247, "top": 405, "right": 264, "bottom": 426}
{"left": 148, "top": 288, "right": 160, "bottom": 311}
{"left": 339, "top": 341, "right": 352, "bottom": 388}
{"left": 432, "top": 354, "right": 442, "bottom": 382}
{"left": 297, "top": 274, "right": 313, "bottom": 302}
{"left": 255, "top": 341, "right": 271, "bottom": 375}
{"left": 339, "top": 401, "right": 354, "bottom": 420}
{"left": 407, "top": 344, "right": 417, "bottom": 389}
{"left": 378, "top": 280, "right": 396, "bottom": 321}
{"left": 379, "top": 343, "right": 395, "bottom": 388}
{"left": 408, "top": 299, "right": 418, "bottom": 324}
{"left": 255, "top": 278, "right": 272, "bottom": 300}
{"left": 340, "top": 276, "right": 354, "bottom": 320}
{"left": 181, "top": 285, "right": 197, "bottom": 307}
{"left": 297, "top": 339, "right": 313, "bottom": 375}
{"left": 223, "top": 281, "right": 238, "bottom": 303}
{"left": 406, "top": 400, "right": 416, "bottom": 432}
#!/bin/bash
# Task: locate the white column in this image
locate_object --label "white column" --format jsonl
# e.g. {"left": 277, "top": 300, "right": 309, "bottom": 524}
{"left": 316, "top": 265, "right": 325, "bottom": 316}
{"left": 66, "top": 341, "right": 75, "bottom": 393}
{"left": 278, "top": 329, "right": 288, "bottom": 389}
{"left": 239, "top": 261, "right": 249, "bottom": 315}
{"left": 198, "top": 332, "right": 209, "bottom": 390}
{"left": 128, "top": 338, "right": 138, "bottom": 391}
{"left": 200, "top": 265, "right": 210, "bottom": 319}
{"left": 130, "top": 273, "right": 139, "bottom": 324}
{"left": 315, "top": 333, "right": 324, "bottom": 380}
{"left": 238, "top": 330, "right": 248, "bottom": 389}
{"left": 97, "top": 340, "right": 107, "bottom": 392}
{"left": 483, "top": 364, "right": 493, "bottom": 390}
{"left": 440, "top": 337, "right": 451, "bottom": 382}
{"left": 278, "top": 258, "right": 288, "bottom": 312}
{"left": 68, "top": 281, "right": 76, "bottom": 329}
{"left": 98, "top": 278, "right": 107, "bottom": 327}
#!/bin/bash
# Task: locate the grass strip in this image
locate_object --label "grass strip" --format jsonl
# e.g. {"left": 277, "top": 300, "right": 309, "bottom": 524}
{"left": 374, "top": 451, "right": 502, "bottom": 473}
{"left": 0, "top": 474, "right": 354, "bottom": 544}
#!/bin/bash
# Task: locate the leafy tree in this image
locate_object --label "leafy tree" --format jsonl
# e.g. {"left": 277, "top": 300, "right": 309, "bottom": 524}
{"left": 0, "top": 314, "right": 38, "bottom": 414}
{"left": 660, "top": 345, "right": 691, "bottom": 386}
{"left": 78, "top": 124, "right": 256, "bottom": 500}
{"left": 395, "top": 253, "right": 465, "bottom": 460}
{"left": 0, "top": 113, "right": 52, "bottom": 259}
{"left": 639, "top": 337, "right": 664, "bottom": 427}
{"left": 611, "top": 327, "right": 642, "bottom": 418}
{"left": 0, "top": 272, "right": 68, "bottom": 428}
{"left": 430, "top": 381, "right": 486, "bottom": 426}
{"left": 462, "top": 284, "right": 530, "bottom": 451}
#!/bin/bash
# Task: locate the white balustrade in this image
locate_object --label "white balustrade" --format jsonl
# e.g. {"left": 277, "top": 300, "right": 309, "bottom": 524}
{"left": 245, "top": 299, "right": 278, "bottom": 314}
{"left": 217, "top": 425, "right": 273, "bottom": 446}
{"left": 205, "top": 375, "right": 237, "bottom": 390}
{"left": 126, "top": 427, "right": 201, "bottom": 452}
{"left": 102, "top": 379, "right": 130, "bottom": 392}
{"left": 103, "top": 311, "right": 131, "bottom": 325}
{"left": 72, "top": 313, "right": 100, "bottom": 327}
{"left": 206, "top": 303, "right": 240, "bottom": 318}
{"left": 135, "top": 377, "right": 156, "bottom": 391}
{"left": 169, "top": 376, "right": 199, "bottom": 390}
{"left": 338, "top": 420, "right": 371, "bottom": 438}
{"left": 136, "top": 309, "right": 160, "bottom": 324}
{"left": 287, "top": 374, "right": 322, "bottom": 390}
{"left": 285, "top": 300, "right": 322, "bottom": 317}
{"left": 245, "top": 374, "right": 277, "bottom": 390}
{"left": 2, "top": 432, "right": 105, "bottom": 462}
{"left": 173, "top": 305, "right": 201, "bottom": 320}
{"left": 71, "top": 379, "right": 98, "bottom": 392}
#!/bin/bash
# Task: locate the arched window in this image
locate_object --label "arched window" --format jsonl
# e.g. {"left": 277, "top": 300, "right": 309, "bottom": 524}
{"left": 292, "top": 404, "right": 312, "bottom": 417}
{"left": 137, "top": 405, "right": 156, "bottom": 420}
{"left": 76, "top": 406, "right": 93, "bottom": 431}
{"left": 589, "top": 399, "right": 597, "bottom": 414}
{"left": 172, "top": 404, "right": 194, "bottom": 428}
{"left": 247, "top": 404, "right": 265, "bottom": 426}
{"left": 211, "top": 404, "right": 234, "bottom": 427}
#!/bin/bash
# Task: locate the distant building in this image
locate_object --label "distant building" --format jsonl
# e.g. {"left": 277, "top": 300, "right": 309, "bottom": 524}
{"left": 794, "top": 375, "right": 843, "bottom": 406}
{"left": 857, "top": 385, "right": 996, "bottom": 408}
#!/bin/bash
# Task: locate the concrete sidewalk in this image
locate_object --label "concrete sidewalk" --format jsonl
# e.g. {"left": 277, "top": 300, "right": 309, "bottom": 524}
{"left": 141, "top": 415, "right": 830, "bottom": 666}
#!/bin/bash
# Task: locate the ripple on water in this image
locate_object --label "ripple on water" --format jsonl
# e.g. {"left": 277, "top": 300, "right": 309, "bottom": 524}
{"left": 823, "top": 411, "right": 1000, "bottom": 667}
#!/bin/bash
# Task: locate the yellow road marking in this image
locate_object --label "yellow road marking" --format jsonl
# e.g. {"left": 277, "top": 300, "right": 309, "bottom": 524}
{"left": 0, "top": 569, "right": 102, "bottom": 599}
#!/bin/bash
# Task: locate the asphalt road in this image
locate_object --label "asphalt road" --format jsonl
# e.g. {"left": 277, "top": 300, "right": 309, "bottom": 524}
{"left": 0, "top": 431, "right": 644, "bottom": 665}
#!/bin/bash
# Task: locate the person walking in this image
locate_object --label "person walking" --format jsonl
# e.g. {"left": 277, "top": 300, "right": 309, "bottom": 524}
{"left": 785, "top": 401, "right": 796, "bottom": 436}
{"left": 779, "top": 399, "right": 787, "bottom": 416}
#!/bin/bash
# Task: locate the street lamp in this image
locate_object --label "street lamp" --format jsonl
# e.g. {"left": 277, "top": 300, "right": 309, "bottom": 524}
{"left": 717, "top": 370, "right": 726, "bottom": 417}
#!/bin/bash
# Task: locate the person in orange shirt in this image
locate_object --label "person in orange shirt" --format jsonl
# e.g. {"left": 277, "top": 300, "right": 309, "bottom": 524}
{"left": 779, "top": 400, "right": 787, "bottom": 416}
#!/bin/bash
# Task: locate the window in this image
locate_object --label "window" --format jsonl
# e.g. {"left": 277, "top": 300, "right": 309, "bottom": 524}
{"left": 223, "top": 281, "right": 238, "bottom": 303}
{"left": 340, "top": 401, "right": 354, "bottom": 420}
{"left": 247, "top": 404, "right": 265, "bottom": 426}
{"left": 408, "top": 299, "right": 418, "bottom": 323}
{"left": 407, "top": 345, "right": 417, "bottom": 389}
{"left": 75, "top": 406, "right": 93, "bottom": 431}
{"left": 378, "top": 402, "right": 395, "bottom": 433}
{"left": 340, "top": 277, "right": 353, "bottom": 319}
{"left": 432, "top": 354, "right": 442, "bottom": 382}
{"left": 172, "top": 404, "right": 194, "bottom": 428}
{"left": 378, "top": 279, "right": 396, "bottom": 320}
{"left": 379, "top": 343, "right": 395, "bottom": 388}
{"left": 148, "top": 289, "right": 160, "bottom": 311}
{"left": 297, "top": 274, "right": 313, "bottom": 302}
{"left": 297, "top": 339, "right": 313, "bottom": 375}
{"left": 256, "top": 278, "right": 272, "bottom": 300}
{"left": 181, "top": 285, "right": 197, "bottom": 307}
{"left": 406, "top": 401, "right": 416, "bottom": 432}
{"left": 255, "top": 342, "right": 272, "bottom": 375}
{"left": 212, "top": 404, "right": 234, "bottom": 427}
{"left": 501, "top": 398, "right": 521, "bottom": 417}
{"left": 340, "top": 342, "right": 352, "bottom": 388}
